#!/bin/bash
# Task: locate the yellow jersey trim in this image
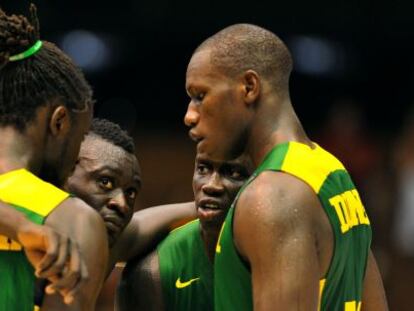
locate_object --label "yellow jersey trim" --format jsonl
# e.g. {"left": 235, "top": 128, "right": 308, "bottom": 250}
{"left": 0, "top": 169, "right": 69, "bottom": 217}
{"left": 318, "top": 278, "right": 326, "bottom": 311}
{"left": 170, "top": 219, "right": 199, "bottom": 234}
{"left": 281, "top": 142, "right": 345, "bottom": 193}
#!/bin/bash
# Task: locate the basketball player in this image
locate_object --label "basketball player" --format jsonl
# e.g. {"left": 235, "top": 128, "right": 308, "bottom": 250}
{"left": 184, "top": 24, "right": 388, "bottom": 310}
{"left": 64, "top": 118, "right": 197, "bottom": 270}
{"left": 5, "top": 117, "right": 196, "bottom": 309}
{"left": 0, "top": 5, "right": 108, "bottom": 311}
{"left": 116, "top": 153, "right": 253, "bottom": 311}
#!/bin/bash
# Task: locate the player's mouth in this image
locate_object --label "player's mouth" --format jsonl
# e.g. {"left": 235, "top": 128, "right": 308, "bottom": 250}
{"left": 102, "top": 215, "right": 123, "bottom": 237}
{"left": 197, "top": 198, "right": 224, "bottom": 222}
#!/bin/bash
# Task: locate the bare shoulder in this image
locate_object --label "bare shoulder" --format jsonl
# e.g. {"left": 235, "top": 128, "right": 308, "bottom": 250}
{"left": 234, "top": 171, "right": 332, "bottom": 277}
{"left": 45, "top": 197, "right": 106, "bottom": 239}
{"left": 46, "top": 197, "right": 102, "bottom": 228}
{"left": 237, "top": 170, "right": 321, "bottom": 225}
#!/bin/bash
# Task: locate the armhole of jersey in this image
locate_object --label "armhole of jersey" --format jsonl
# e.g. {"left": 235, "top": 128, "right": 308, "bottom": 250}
{"left": 0, "top": 169, "right": 69, "bottom": 222}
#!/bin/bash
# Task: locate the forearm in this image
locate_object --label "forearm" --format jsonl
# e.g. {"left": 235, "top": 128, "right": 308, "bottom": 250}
{"left": 71, "top": 209, "right": 108, "bottom": 310}
{"left": 44, "top": 200, "right": 108, "bottom": 310}
{"left": 0, "top": 201, "right": 27, "bottom": 240}
{"left": 117, "top": 202, "right": 196, "bottom": 262}
{"left": 135, "top": 201, "right": 196, "bottom": 231}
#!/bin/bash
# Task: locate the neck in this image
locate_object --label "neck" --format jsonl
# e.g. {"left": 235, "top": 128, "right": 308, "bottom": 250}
{"left": 246, "top": 95, "right": 312, "bottom": 167}
{"left": 200, "top": 224, "right": 221, "bottom": 263}
{"left": 0, "top": 126, "right": 41, "bottom": 175}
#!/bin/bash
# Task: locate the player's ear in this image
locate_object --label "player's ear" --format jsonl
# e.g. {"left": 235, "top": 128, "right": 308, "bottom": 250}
{"left": 242, "top": 70, "right": 260, "bottom": 106}
{"left": 49, "top": 105, "right": 71, "bottom": 137}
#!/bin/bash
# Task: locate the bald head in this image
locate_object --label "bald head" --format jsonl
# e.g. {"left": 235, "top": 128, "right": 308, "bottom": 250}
{"left": 194, "top": 24, "right": 293, "bottom": 94}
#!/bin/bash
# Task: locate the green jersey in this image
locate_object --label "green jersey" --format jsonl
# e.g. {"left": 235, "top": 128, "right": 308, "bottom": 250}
{"left": 0, "top": 169, "right": 69, "bottom": 311}
{"left": 215, "top": 142, "right": 372, "bottom": 311}
{"left": 158, "top": 220, "right": 213, "bottom": 311}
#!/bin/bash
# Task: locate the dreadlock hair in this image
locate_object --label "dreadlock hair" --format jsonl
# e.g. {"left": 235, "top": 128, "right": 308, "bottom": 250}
{"left": 0, "top": 4, "right": 93, "bottom": 130}
{"left": 194, "top": 24, "right": 293, "bottom": 94}
{"left": 90, "top": 118, "right": 135, "bottom": 154}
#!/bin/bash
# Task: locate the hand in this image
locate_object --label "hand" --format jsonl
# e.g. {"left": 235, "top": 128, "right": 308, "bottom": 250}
{"left": 17, "top": 220, "right": 88, "bottom": 304}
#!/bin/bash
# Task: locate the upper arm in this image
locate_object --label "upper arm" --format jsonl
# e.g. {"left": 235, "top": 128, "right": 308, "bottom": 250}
{"left": 43, "top": 198, "right": 108, "bottom": 311}
{"left": 116, "top": 251, "right": 164, "bottom": 311}
{"left": 361, "top": 250, "right": 388, "bottom": 311}
{"left": 0, "top": 200, "right": 26, "bottom": 240}
{"left": 234, "top": 172, "right": 321, "bottom": 310}
{"left": 114, "top": 202, "right": 196, "bottom": 262}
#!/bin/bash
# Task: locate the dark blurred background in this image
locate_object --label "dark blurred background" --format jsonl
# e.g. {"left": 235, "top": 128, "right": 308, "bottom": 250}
{"left": 3, "top": 0, "right": 414, "bottom": 309}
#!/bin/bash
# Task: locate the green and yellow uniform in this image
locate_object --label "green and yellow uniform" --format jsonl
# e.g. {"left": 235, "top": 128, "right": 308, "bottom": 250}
{"left": 158, "top": 220, "right": 213, "bottom": 311}
{"left": 0, "top": 169, "right": 69, "bottom": 311}
{"left": 215, "top": 141, "right": 372, "bottom": 311}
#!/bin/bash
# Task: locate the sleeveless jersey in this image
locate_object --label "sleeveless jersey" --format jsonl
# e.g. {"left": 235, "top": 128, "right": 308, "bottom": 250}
{"left": 158, "top": 219, "right": 213, "bottom": 311}
{"left": 215, "top": 141, "right": 372, "bottom": 311}
{"left": 0, "top": 169, "right": 69, "bottom": 311}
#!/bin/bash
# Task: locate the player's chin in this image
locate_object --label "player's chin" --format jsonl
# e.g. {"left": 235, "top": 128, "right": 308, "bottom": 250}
{"left": 197, "top": 207, "right": 226, "bottom": 227}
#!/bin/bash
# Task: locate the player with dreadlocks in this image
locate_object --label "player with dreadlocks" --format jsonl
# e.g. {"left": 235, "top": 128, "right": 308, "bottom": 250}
{"left": 0, "top": 5, "right": 108, "bottom": 311}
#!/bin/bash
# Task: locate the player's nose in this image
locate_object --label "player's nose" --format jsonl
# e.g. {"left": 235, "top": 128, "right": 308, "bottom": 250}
{"left": 184, "top": 102, "right": 200, "bottom": 128}
{"left": 108, "top": 191, "right": 129, "bottom": 218}
{"left": 202, "top": 172, "right": 224, "bottom": 195}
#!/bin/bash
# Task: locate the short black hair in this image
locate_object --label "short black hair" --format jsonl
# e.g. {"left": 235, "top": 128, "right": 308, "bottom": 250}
{"left": 90, "top": 118, "right": 135, "bottom": 154}
{"left": 194, "top": 24, "right": 293, "bottom": 93}
{"left": 0, "top": 4, "right": 93, "bottom": 130}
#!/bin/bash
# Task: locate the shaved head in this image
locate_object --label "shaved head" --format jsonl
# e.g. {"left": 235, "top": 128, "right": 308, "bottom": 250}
{"left": 194, "top": 24, "right": 293, "bottom": 94}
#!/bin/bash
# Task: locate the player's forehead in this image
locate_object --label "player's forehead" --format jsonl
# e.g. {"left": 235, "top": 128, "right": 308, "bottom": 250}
{"left": 187, "top": 49, "right": 212, "bottom": 75}
{"left": 186, "top": 50, "right": 222, "bottom": 86}
{"left": 79, "top": 135, "right": 140, "bottom": 176}
{"left": 195, "top": 153, "right": 250, "bottom": 170}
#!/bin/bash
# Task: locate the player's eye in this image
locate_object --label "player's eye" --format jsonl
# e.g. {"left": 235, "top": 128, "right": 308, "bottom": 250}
{"left": 196, "top": 163, "right": 210, "bottom": 175}
{"left": 195, "top": 92, "right": 205, "bottom": 101}
{"left": 125, "top": 188, "right": 137, "bottom": 201}
{"left": 98, "top": 176, "right": 114, "bottom": 190}
{"left": 229, "top": 170, "right": 242, "bottom": 180}
{"left": 225, "top": 166, "right": 248, "bottom": 181}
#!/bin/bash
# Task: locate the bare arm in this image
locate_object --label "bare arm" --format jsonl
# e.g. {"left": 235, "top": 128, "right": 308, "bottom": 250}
{"left": 112, "top": 202, "right": 196, "bottom": 264}
{"left": 41, "top": 197, "right": 108, "bottom": 311}
{"left": 0, "top": 200, "right": 90, "bottom": 304}
{"left": 116, "top": 250, "right": 164, "bottom": 311}
{"left": 0, "top": 201, "right": 29, "bottom": 239}
{"left": 361, "top": 250, "right": 388, "bottom": 310}
{"left": 235, "top": 172, "right": 320, "bottom": 310}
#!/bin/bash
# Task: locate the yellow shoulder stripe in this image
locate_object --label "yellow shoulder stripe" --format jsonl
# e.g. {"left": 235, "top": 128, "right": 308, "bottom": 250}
{"left": 170, "top": 219, "right": 199, "bottom": 234}
{"left": 281, "top": 142, "right": 345, "bottom": 193}
{"left": 0, "top": 169, "right": 69, "bottom": 217}
{"left": 318, "top": 278, "right": 326, "bottom": 311}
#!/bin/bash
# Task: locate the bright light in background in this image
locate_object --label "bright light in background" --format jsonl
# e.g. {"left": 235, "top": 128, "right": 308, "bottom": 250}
{"left": 288, "top": 36, "right": 346, "bottom": 76}
{"left": 61, "top": 30, "right": 111, "bottom": 72}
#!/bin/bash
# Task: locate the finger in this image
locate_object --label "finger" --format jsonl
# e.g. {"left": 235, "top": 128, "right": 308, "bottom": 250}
{"left": 35, "top": 231, "right": 59, "bottom": 276}
{"left": 62, "top": 247, "right": 89, "bottom": 304}
{"left": 45, "top": 283, "right": 57, "bottom": 295}
{"left": 37, "top": 236, "right": 69, "bottom": 279}
{"left": 47, "top": 241, "right": 82, "bottom": 297}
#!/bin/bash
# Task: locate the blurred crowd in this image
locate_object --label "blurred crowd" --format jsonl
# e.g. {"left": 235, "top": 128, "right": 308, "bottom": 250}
{"left": 316, "top": 99, "right": 414, "bottom": 311}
